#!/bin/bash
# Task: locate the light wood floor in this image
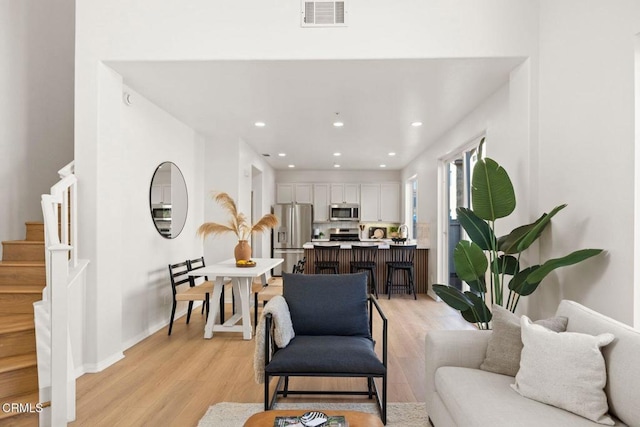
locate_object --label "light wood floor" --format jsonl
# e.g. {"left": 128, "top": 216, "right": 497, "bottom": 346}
{"left": 68, "top": 294, "right": 472, "bottom": 427}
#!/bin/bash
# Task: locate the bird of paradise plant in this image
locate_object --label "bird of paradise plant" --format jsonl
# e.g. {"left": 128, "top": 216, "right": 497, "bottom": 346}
{"left": 197, "top": 192, "right": 278, "bottom": 241}
{"left": 433, "top": 139, "right": 603, "bottom": 329}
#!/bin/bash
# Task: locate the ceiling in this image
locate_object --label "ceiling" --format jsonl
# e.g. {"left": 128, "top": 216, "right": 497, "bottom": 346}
{"left": 109, "top": 58, "right": 523, "bottom": 171}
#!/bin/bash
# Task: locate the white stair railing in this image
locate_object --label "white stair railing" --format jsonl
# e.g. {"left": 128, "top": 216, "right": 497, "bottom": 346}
{"left": 37, "top": 161, "right": 78, "bottom": 426}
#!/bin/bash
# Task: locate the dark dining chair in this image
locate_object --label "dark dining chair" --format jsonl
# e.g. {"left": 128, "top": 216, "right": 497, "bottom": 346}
{"left": 188, "top": 256, "right": 226, "bottom": 323}
{"left": 167, "top": 260, "right": 213, "bottom": 335}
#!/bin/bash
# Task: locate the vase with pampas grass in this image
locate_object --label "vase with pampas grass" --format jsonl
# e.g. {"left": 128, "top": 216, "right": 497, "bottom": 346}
{"left": 197, "top": 192, "right": 279, "bottom": 262}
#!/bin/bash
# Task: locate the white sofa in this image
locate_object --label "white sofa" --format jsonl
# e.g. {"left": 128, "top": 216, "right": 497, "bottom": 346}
{"left": 425, "top": 300, "right": 640, "bottom": 427}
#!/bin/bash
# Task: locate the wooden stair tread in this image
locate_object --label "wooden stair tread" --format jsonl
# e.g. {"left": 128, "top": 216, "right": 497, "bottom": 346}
{"left": 0, "top": 285, "right": 44, "bottom": 294}
{"left": 0, "top": 390, "right": 39, "bottom": 404}
{"left": 0, "top": 354, "right": 36, "bottom": 374}
{"left": 0, "top": 391, "right": 41, "bottom": 420}
{"left": 2, "top": 241, "right": 45, "bottom": 245}
{"left": 0, "top": 315, "right": 34, "bottom": 334}
{"left": 0, "top": 396, "right": 43, "bottom": 422}
{"left": 0, "top": 261, "right": 45, "bottom": 267}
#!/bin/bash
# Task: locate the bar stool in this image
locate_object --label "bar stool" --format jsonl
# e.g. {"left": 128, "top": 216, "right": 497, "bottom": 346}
{"left": 314, "top": 244, "right": 341, "bottom": 274}
{"left": 350, "top": 245, "right": 379, "bottom": 298}
{"left": 385, "top": 244, "right": 417, "bottom": 299}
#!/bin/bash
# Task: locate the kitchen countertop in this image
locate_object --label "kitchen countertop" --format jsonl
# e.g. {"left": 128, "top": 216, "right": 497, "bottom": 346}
{"left": 305, "top": 239, "right": 429, "bottom": 249}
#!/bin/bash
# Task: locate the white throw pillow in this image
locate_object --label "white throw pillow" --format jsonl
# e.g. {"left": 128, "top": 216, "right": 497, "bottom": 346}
{"left": 512, "top": 316, "right": 615, "bottom": 425}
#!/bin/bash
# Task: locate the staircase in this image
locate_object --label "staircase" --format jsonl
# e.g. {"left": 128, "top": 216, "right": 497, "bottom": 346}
{"left": 0, "top": 222, "right": 46, "bottom": 426}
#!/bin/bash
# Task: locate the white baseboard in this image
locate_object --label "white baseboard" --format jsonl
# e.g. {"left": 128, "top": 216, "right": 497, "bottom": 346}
{"left": 77, "top": 302, "right": 206, "bottom": 375}
{"left": 81, "top": 351, "right": 125, "bottom": 374}
{"left": 121, "top": 302, "right": 204, "bottom": 351}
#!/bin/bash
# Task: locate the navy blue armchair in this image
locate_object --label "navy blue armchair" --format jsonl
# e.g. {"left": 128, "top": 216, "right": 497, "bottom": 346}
{"left": 263, "top": 272, "right": 388, "bottom": 424}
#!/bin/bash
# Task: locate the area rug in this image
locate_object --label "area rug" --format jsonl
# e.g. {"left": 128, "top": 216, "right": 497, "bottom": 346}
{"left": 198, "top": 402, "right": 428, "bottom": 427}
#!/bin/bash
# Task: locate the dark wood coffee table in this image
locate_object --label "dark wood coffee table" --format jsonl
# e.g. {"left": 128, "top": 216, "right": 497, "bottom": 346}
{"left": 243, "top": 409, "right": 384, "bottom": 426}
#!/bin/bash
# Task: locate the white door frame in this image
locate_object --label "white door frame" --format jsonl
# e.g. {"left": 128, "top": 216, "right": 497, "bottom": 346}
{"left": 436, "top": 135, "right": 485, "bottom": 290}
{"left": 405, "top": 174, "right": 417, "bottom": 239}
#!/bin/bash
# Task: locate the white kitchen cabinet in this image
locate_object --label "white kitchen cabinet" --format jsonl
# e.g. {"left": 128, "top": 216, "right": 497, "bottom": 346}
{"left": 359, "top": 183, "right": 400, "bottom": 222}
{"left": 151, "top": 185, "right": 172, "bottom": 204}
{"left": 295, "top": 184, "right": 313, "bottom": 203}
{"left": 276, "top": 183, "right": 313, "bottom": 204}
{"left": 313, "top": 184, "right": 330, "bottom": 221}
{"left": 380, "top": 182, "right": 401, "bottom": 222}
{"left": 276, "top": 184, "right": 294, "bottom": 203}
{"left": 360, "top": 184, "right": 380, "bottom": 221}
{"left": 330, "top": 183, "right": 359, "bottom": 204}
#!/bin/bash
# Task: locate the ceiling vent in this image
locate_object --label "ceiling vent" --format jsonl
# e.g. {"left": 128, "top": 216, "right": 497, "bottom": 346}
{"left": 301, "top": 1, "right": 347, "bottom": 27}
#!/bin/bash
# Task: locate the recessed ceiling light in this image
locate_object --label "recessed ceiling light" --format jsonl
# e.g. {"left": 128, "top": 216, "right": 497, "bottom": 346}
{"left": 411, "top": 121, "right": 423, "bottom": 127}
{"left": 333, "top": 152, "right": 341, "bottom": 156}
{"left": 288, "top": 164, "right": 295, "bottom": 168}
{"left": 388, "top": 152, "right": 396, "bottom": 156}
{"left": 333, "top": 122, "right": 344, "bottom": 127}
{"left": 379, "top": 164, "right": 387, "bottom": 168}
{"left": 278, "top": 153, "right": 286, "bottom": 157}
{"left": 254, "top": 121, "right": 266, "bottom": 127}
{"left": 334, "top": 164, "right": 341, "bottom": 168}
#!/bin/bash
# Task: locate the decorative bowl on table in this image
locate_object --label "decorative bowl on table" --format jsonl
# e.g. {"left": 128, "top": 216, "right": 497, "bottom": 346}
{"left": 391, "top": 237, "right": 407, "bottom": 243}
{"left": 236, "top": 259, "right": 256, "bottom": 268}
{"left": 300, "top": 411, "right": 328, "bottom": 426}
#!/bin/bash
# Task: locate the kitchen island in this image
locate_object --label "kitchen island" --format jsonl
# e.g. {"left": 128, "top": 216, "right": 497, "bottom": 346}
{"left": 302, "top": 240, "right": 429, "bottom": 294}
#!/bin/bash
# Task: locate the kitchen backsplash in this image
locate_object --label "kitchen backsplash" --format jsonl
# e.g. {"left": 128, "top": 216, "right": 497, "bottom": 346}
{"left": 313, "top": 221, "right": 400, "bottom": 239}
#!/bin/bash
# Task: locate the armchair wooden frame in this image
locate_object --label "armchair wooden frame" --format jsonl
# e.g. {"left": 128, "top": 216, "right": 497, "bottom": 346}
{"left": 263, "top": 295, "right": 388, "bottom": 424}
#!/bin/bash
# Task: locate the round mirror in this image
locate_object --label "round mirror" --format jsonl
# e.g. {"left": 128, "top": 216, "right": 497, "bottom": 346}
{"left": 149, "top": 162, "right": 188, "bottom": 239}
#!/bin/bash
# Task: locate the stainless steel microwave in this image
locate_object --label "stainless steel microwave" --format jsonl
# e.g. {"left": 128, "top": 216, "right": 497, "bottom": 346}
{"left": 151, "top": 204, "right": 172, "bottom": 219}
{"left": 329, "top": 203, "right": 360, "bottom": 221}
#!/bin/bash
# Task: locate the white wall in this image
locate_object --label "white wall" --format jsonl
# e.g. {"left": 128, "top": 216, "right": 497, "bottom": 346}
{"left": 401, "top": 70, "right": 532, "bottom": 298}
{"left": 117, "top": 85, "right": 206, "bottom": 349}
{"left": 73, "top": 0, "right": 640, "bottom": 368}
{"left": 0, "top": 0, "right": 74, "bottom": 252}
{"left": 239, "top": 139, "right": 276, "bottom": 261}
{"left": 531, "top": 1, "right": 640, "bottom": 324}
{"left": 75, "top": 0, "right": 538, "bottom": 369}
{"left": 201, "top": 137, "right": 276, "bottom": 268}
{"left": 399, "top": 2, "right": 640, "bottom": 326}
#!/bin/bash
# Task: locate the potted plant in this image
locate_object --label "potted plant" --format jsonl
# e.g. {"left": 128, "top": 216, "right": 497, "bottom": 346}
{"left": 198, "top": 192, "right": 278, "bottom": 262}
{"left": 433, "top": 139, "right": 603, "bottom": 329}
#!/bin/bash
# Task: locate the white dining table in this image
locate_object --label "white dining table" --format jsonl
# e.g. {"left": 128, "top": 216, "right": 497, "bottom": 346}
{"left": 189, "top": 257, "right": 283, "bottom": 340}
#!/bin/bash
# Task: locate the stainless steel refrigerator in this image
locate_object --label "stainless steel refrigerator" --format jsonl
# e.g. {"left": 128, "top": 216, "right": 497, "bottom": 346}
{"left": 272, "top": 203, "right": 313, "bottom": 276}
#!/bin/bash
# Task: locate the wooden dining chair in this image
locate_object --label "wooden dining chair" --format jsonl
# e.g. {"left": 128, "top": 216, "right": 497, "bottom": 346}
{"left": 188, "top": 256, "right": 226, "bottom": 323}
{"left": 167, "top": 260, "right": 214, "bottom": 335}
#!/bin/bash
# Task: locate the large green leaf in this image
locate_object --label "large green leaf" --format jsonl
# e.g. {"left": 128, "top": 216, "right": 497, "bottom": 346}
{"left": 461, "top": 292, "right": 492, "bottom": 324}
{"left": 491, "top": 255, "right": 519, "bottom": 276}
{"left": 466, "top": 277, "right": 487, "bottom": 294}
{"left": 457, "top": 207, "right": 496, "bottom": 250}
{"left": 433, "top": 284, "right": 474, "bottom": 310}
{"left": 508, "top": 266, "right": 541, "bottom": 296}
{"left": 516, "top": 204, "right": 567, "bottom": 253}
{"left": 498, "top": 214, "right": 546, "bottom": 254}
{"left": 471, "top": 157, "right": 516, "bottom": 221}
{"left": 525, "top": 249, "right": 603, "bottom": 284}
{"left": 453, "top": 240, "right": 488, "bottom": 283}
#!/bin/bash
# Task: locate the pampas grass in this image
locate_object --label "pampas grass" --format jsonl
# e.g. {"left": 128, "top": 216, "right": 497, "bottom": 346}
{"left": 198, "top": 192, "right": 278, "bottom": 241}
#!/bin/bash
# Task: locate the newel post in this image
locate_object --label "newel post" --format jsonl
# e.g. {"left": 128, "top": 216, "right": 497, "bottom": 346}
{"left": 48, "top": 244, "right": 74, "bottom": 426}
